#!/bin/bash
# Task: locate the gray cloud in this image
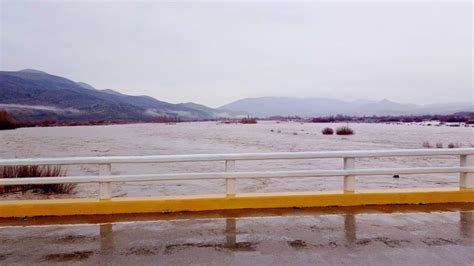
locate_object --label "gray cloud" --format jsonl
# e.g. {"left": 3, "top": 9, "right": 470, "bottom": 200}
{"left": 1, "top": 0, "right": 472, "bottom": 107}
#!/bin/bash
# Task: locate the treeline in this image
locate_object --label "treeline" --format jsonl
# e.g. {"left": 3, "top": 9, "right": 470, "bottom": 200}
{"left": 0, "top": 110, "right": 17, "bottom": 130}
{"left": 263, "top": 115, "right": 302, "bottom": 121}
{"left": 311, "top": 113, "right": 474, "bottom": 123}
{"left": 0, "top": 109, "right": 184, "bottom": 130}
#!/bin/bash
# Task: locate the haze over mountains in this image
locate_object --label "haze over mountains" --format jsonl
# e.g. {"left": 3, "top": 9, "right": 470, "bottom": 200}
{"left": 221, "top": 97, "right": 474, "bottom": 117}
{"left": 0, "top": 69, "right": 240, "bottom": 122}
{"left": 0, "top": 69, "right": 472, "bottom": 122}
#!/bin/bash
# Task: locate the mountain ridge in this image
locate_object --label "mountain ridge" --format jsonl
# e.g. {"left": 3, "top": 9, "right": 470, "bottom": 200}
{"left": 0, "top": 69, "right": 240, "bottom": 122}
{"left": 1, "top": 69, "right": 471, "bottom": 121}
{"left": 220, "top": 96, "right": 473, "bottom": 117}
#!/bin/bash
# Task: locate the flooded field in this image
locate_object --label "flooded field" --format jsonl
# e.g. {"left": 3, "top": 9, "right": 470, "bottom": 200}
{"left": 1, "top": 121, "right": 473, "bottom": 199}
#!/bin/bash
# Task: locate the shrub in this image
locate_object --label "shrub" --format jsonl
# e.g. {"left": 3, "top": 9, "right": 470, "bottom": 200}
{"left": 336, "top": 126, "right": 354, "bottom": 135}
{"left": 312, "top": 117, "right": 336, "bottom": 123}
{"left": 435, "top": 143, "right": 443, "bottom": 149}
{"left": 447, "top": 143, "right": 462, "bottom": 149}
{"left": 151, "top": 116, "right": 180, "bottom": 123}
{"left": 321, "top": 127, "right": 334, "bottom": 135}
{"left": 0, "top": 110, "right": 17, "bottom": 130}
{"left": 422, "top": 141, "right": 432, "bottom": 148}
{"left": 0, "top": 165, "right": 75, "bottom": 194}
{"left": 239, "top": 117, "right": 258, "bottom": 124}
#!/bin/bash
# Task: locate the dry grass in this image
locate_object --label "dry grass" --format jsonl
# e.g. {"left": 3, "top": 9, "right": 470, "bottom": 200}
{"left": 336, "top": 126, "right": 354, "bottom": 135}
{"left": 422, "top": 141, "right": 433, "bottom": 148}
{"left": 423, "top": 142, "right": 464, "bottom": 149}
{"left": 321, "top": 127, "right": 334, "bottom": 135}
{"left": 0, "top": 165, "right": 75, "bottom": 194}
{"left": 239, "top": 117, "right": 258, "bottom": 124}
{"left": 448, "top": 143, "right": 462, "bottom": 149}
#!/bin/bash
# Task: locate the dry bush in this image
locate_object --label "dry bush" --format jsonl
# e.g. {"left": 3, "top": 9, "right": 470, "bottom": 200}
{"left": 422, "top": 141, "right": 432, "bottom": 148}
{"left": 239, "top": 117, "right": 258, "bottom": 124}
{"left": 0, "top": 165, "right": 75, "bottom": 194}
{"left": 447, "top": 143, "right": 462, "bottom": 149}
{"left": 151, "top": 116, "right": 180, "bottom": 123}
{"left": 336, "top": 126, "right": 354, "bottom": 135}
{"left": 0, "top": 110, "right": 17, "bottom": 130}
{"left": 321, "top": 127, "right": 334, "bottom": 135}
{"left": 435, "top": 143, "right": 443, "bottom": 149}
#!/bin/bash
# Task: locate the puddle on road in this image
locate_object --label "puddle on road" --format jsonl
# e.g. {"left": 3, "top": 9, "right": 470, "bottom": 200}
{"left": 0, "top": 204, "right": 472, "bottom": 264}
{"left": 51, "top": 234, "right": 98, "bottom": 244}
{"left": 42, "top": 251, "right": 95, "bottom": 262}
{"left": 288, "top": 239, "right": 307, "bottom": 249}
{"left": 164, "top": 241, "right": 257, "bottom": 254}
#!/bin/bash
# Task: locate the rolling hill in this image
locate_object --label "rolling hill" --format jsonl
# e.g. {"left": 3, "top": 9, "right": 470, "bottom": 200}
{"left": 0, "top": 69, "right": 240, "bottom": 122}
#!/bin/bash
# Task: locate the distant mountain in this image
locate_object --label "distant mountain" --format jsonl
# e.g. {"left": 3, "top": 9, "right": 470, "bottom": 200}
{"left": 76, "top": 82, "right": 97, "bottom": 91}
{"left": 18, "top": 69, "right": 48, "bottom": 74}
{"left": 220, "top": 97, "right": 473, "bottom": 117}
{"left": 177, "top": 102, "right": 246, "bottom": 118}
{"left": 3, "top": 69, "right": 470, "bottom": 121}
{"left": 0, "top": 69, "right": 234, "bottom": 122}
{"left": 101, "top": 89, "right": 124, "bottom": 96}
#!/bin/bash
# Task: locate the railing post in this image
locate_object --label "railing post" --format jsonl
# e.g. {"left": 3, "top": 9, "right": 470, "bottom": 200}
{"left": 99, "top": 163, "right": 112, "bottom": 200}
{"left": 460, "top": 155, "right": 474, "bottom": 189}
{"left": 343, "top": 157, "right": 355, "bottom": 192}
{"left": 225, "top": 160, "right": 236, "bottom": 196}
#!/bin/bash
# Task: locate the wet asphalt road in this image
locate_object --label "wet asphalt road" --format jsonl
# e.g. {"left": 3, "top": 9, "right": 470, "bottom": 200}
{"left": 0, "top": 204, "right": 473, "bottom": 265}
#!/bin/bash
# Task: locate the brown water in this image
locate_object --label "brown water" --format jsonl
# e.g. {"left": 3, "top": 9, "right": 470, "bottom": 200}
{"left": 1, "top": 121, "right": 473, "bottom": 199}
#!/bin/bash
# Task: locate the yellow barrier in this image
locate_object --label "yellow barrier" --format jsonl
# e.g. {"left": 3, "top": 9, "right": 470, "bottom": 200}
{"left": 0, "top": 188, "right": 473, "bottom": 218}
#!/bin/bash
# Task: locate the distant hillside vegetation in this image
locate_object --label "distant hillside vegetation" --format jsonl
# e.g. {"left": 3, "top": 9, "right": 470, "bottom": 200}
{"left": 0, "top": 69, "right": 240, "bottom": 122}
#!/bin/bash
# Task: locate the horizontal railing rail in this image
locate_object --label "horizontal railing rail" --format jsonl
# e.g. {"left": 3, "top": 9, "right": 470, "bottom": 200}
{"left": 1, "top": 148, "right": 474, "bottom": 166}
{"left": 0, "top": 148, "right": 473, "bottom": 199}
{"left": 1, "top": 167, "right": 473, "bottom": 185}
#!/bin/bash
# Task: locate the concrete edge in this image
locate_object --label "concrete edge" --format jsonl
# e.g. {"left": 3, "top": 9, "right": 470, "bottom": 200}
{"left": 0, "top": 188, "right": 473, "bottom": 217}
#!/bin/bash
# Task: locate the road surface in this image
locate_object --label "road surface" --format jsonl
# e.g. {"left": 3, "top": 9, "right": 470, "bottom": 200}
{"left": 0, "top": 204, "right": 473, "bottom": 265}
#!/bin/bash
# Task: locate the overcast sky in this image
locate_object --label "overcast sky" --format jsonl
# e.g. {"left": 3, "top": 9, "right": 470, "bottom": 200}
{"left": 1, "top": 0, "right": 472, "bottom": 107}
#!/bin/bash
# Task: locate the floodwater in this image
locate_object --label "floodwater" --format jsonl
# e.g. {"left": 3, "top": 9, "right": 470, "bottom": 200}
{"left": 1, "top": 121, "right": 473, "bottom": 199}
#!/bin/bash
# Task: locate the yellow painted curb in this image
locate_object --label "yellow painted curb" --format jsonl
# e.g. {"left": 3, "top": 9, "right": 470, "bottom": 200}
{"left": 0, "top": 188, "right": 473, "bottom": 217}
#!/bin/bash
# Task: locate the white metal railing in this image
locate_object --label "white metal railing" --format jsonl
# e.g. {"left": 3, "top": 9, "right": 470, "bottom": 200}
{"left": 0, "top": 148, "right": 473, "bottom": 200}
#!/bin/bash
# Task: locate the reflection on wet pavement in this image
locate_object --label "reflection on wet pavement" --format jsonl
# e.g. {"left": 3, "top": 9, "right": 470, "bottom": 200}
{"left": 0, "top": 205, "right": 473, "bottom": 265}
